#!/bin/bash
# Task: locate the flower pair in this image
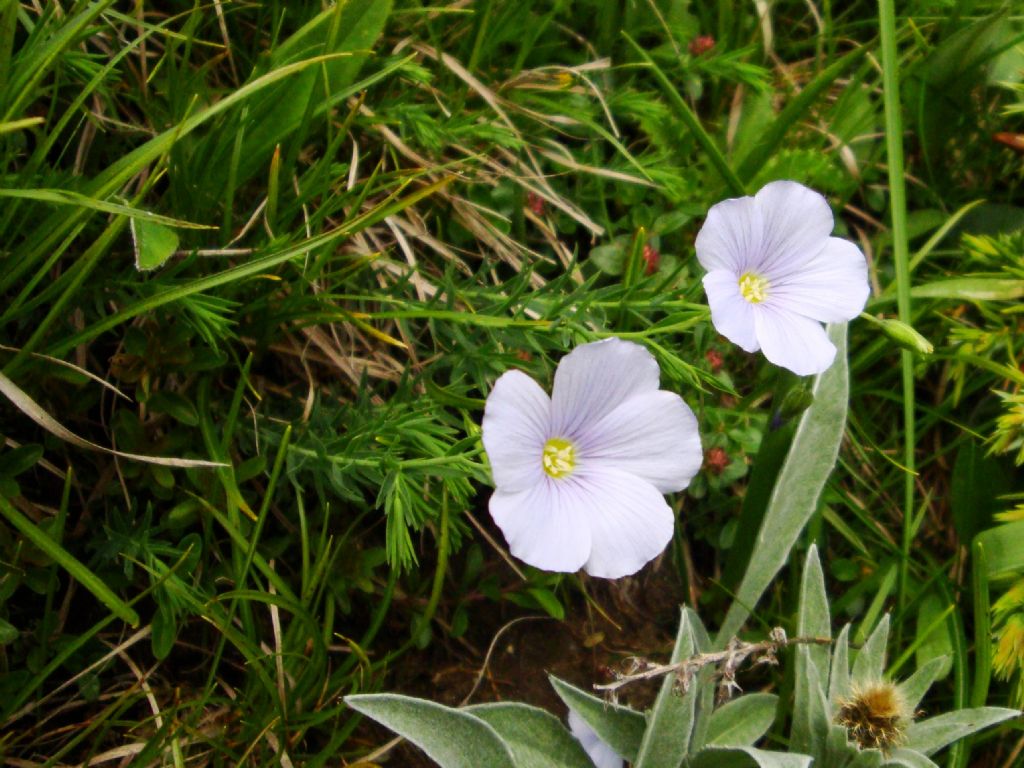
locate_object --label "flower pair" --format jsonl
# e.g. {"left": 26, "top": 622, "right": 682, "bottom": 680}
{"left": 482, "top": 181, "right": 869, "bottom": 578}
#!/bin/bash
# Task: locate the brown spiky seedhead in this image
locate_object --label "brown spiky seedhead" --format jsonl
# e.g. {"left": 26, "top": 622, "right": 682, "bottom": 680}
{"left": 835, "top": 681, "right": 912, "bottom": 753}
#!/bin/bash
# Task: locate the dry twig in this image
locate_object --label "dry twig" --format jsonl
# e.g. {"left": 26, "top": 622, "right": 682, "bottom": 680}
{"left": 595, "top": 627, "right": 832, "bottom": 704}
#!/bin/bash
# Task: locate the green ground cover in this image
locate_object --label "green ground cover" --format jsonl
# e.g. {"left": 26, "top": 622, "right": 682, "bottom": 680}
{"left": 1, "top": 1, "right": 1023, "bottom": 765}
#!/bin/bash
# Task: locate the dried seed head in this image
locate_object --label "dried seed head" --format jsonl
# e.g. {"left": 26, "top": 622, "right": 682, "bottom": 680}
{"left": 835, "top": 681, "right": 912, "bottom": 752}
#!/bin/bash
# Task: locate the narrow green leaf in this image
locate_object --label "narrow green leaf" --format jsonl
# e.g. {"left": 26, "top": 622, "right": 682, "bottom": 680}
{"left": 635, "top": 608, "right": 699, "bottom": 767}
{"left": 898, "top": 656, "right": 948, "bottom": 713}
{"left": 851, "top": 614, "right": 890, "bottom": 686}
{"left": 913, "top": 593, "right": 954, "bottom": 682}
{"left": 0, "top": 0, "right": 18, "bottom": 97}
{"left": 855, "top": 563, "right": 897, "bottom": 646}
{"left": 846, "top": 750, "right": 885, "bottom": 768}
{"left": 0, "top": 495, "right": 139, "bottom": 627}
{"left": 526, "top": 586, "right": 565, "bottom": 620}
{"left": 147, "top": 391, "right": 200, "bottom": 427}
{"left": 46, "top": 177, "right": 451, "bottom": 357}
{"left": 226, "top": 0, "right": 392, "bottom": 187}
{"left": 150, "top": 604, "right": 177, "bottom": 661}
{"left": 792, "top": 546, "right": 831, "bottom": 757}
{"left": 869, "top": 277, "right": 1024, "bottom": 302}
{"left": 829, "top": 623, "right": 852, "bottom": 706}
{"left": 345, "top": 693, "right": 517, "bottom": 768}
{"left": 0, "top": 116, "right": 43, "bottom": 135}
{"left": 718, "top": 323, "right": 849, "bottom": 643}
{"left": 705, "top": 694, "right": 778, "bottom": 747}
{"left": 465, "top": 703, "right": 594, "bottom": 768}
{"left": 0, "top": 617, "right": 18, "bottom": 644}
{"left": 0, "top": 443, "right": 42, "bottom": 477}
{"left": 589, "top": 239, "right": 628, "bottom": 276}
{"left": 975, "top": 521, "right": 1024, "bottom": 579}
{"left": 0, "top": 188, "right": 213, "bottom": 229}
{"left": 548, "top": 676, "right": 646, "bottom": 762}
{"left": 970, "top": 538, "right": 992, "bottom": 709}
{"left": 904, "top": 708, "right": 1020, "bottom": 756}
{"left": 686, "top": 607, "right": 716, "bottom": 752}
{"left": 951, "top": 441, "right": 1009, "bottom": 543}
{"left": 690, "top": 746, "right": 812, "bottom": 768}
{"left": 880, "top": 749, "right": 940, "bottom": 768}
{"left": 722, "top": 417, "right": 797, "bottom": 591}
{"left": 907, "top": 199, "right": 986, "bottom": 273}
{"left": 131, "top": 218, "right": 180, "bottom": 271}
{"left": 1, "top": 1, "right": 113, "bottom": 122}
{"left": 0, "top": 370, "right": 224, "bottom": 468}
{"left": 824, "top": 722, "right": 857, "bottom": 765}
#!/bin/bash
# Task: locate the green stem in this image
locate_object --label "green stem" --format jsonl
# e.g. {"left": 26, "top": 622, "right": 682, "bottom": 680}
{"left": 878, "top": 0, "right": 916, "bottom": 634}
{"left": 421, "top": 489, "right": 451, "bottom": 629}
{"left": 286, "top": 443, "right": 484, "bottom": 470}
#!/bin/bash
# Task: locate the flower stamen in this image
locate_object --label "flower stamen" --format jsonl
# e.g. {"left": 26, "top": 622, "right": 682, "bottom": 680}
{"left": 738, "top": 272, "right": 770, "bottom": 304}
{"left": 542, "top": 437, "right": 576, "bottom": 479}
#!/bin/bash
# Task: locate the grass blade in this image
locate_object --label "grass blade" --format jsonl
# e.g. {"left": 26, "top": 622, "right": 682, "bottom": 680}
{"left": 0, "top": 495, "right": 139, "bottom": 626}
{"left": 735, "top": 45, "right": 868, "bottom": 183}
{"left": 622, "top": 32, "right": 746, "bottom": 196}
{"left": 0, "top": 370, "right": 224, "bottom": 468}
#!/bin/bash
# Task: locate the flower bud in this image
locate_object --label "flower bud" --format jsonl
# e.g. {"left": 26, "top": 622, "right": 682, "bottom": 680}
{"left": 705, "top": 446, "right": 729, "bottom": 475}
{"left": 874, "top": 317, "right": 934, "bottom": 355}
{"left": 526, "top": 191, "right": 546, "bottom": 216}
{"left": 705, "top": 348, "right": 724, "bottom": 373}
{"left": 642, "top": 243, "right": 660, "bottom": 275}
{"left": 689, "top": 35, "right": 715, "bottom": 56}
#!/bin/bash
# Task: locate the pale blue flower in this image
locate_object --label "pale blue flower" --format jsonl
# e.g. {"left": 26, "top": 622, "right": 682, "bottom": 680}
{"left": 482, "top": 338, "right": 701, "bottom": 578}
{"left": 697, "top": 180, "right": 869, "bottom": 376}
{"left": 568, "top": 708, "right": 623, "bottom": 768}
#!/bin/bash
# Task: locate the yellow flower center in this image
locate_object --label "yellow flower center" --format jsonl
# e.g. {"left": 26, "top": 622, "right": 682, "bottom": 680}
{"left": 542, "top": 437, "right": 576, "bottom": 479}
{"left": 738, "top": 272, "right": 770, "bottom": 304}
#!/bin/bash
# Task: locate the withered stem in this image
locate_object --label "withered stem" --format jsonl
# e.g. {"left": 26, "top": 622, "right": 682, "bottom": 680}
{"left": 594, "top": 627, "right": 832, "bottom": 702}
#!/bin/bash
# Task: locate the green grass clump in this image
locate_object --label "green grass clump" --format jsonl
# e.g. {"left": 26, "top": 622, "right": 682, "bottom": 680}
{"left": 0, "top": 1, "right": 1022, "bottom": 765}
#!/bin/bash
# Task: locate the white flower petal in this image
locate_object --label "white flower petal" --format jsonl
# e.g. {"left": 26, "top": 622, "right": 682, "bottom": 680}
{"left": 489, "top": 479, "right": 591, "bottom": 573}
{"left": 770, "top": 236, "right": 870, "bottom": 322}
{"left": 703, "top": 270, "right": 760, "bottom": 352}
{"left": 695, "top": 194, "right": 765, "bottom": 273}
{"left": 754, "top": 306, "right": 836, "bottom": 376}
{"left": 481, "top": 369, "right": 550, "bottom": 492}
{"left": 550, "top": 338, "right": 660, "bottom": 438}
{"left": 574, "top": 469, "right": 675, "bottom": 579}
{"left": 577, "top": 390, "right": 702, "bottom": 493}
{"left": 753, "top": 180, "right": 835, "bottom": 279}
{"left": 568, "top": 709, "right": 624, "bottom": 768}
